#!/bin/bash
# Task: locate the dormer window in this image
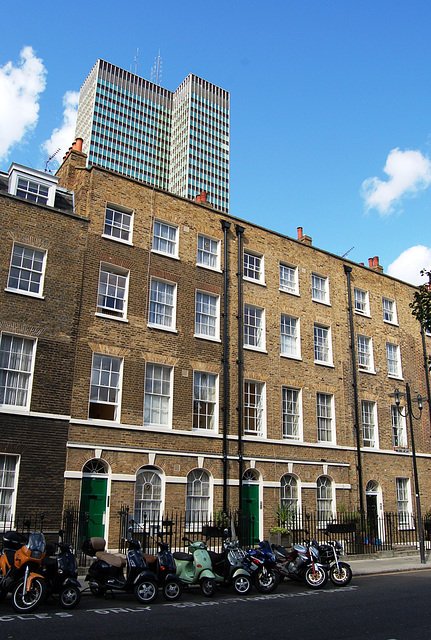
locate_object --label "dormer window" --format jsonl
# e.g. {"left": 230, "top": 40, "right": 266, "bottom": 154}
{"left": 8, "top": 164, "right": 58, "bottom": 208}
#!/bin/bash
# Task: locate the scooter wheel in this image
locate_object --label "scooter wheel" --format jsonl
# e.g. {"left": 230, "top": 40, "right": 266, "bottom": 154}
{"left": 304, "top": 565, "right": 328, "bottom": 589}
{"left": 329, "top": 562, "right": 352, "bottom": 587}
{"left": 233, "top": 574, "right": 252, "bottom": 595}
{"left": 162, "top": 579, "right": 183, "bottom": 601}
{"left": 59, "top": 585, "right": 81, "bottom": 609}
{"left": 12, "top": 577, "right": 47, "bottom": 613}
{"left": 134, "top": 578, "right": 158, "bottom": 604}
{"left": 200, "top": 577, "right": 217, "bottom": 597}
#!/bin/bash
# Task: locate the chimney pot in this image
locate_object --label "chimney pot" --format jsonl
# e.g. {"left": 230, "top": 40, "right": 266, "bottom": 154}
{"left": 373, "top": 256, "right": 379, "bottom": 266}
{"left": 368, "top": 258, "right": 374, "bottom": 268}
{"left": 297, "top": 227, "right": 303, "bottom": 239}
{"left": 75, "top": 138, "right": 83, "bottom": 152}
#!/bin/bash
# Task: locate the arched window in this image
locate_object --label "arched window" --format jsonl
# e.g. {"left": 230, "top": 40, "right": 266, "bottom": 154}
{"left": 134, "top": 467, "right": 162, "bottom": 524}
{"left": 82, "top": 459, "right": 107, "bottom": 475}
{"left": 186, "top": 469, "right": 210, "bottom": 526}
{"left": 317, "top": 476, "right": 333, "bottom": 524}
{"left": 242, "top": 468, "right": 259, "bottom": 483}
{"left": 280, "top": 474, "right": 298, "bottom": 513}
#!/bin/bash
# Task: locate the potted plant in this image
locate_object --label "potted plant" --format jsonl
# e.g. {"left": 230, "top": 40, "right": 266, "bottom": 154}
{"left": 268, "top": 504, "right": 294, "bottom": 547}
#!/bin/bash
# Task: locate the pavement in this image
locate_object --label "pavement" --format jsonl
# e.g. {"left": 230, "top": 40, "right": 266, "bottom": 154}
{"left": 346, "top": 550, "right": 431, "bottom": 576}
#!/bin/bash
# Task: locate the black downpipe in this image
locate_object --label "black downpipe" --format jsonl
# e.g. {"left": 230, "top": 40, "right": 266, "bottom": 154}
{"left": 344, "top": 264, "right": 365, "bottom": 514}
{"left": 235, "top": 225, "right": 246, "bottom": 516}
{"left": 420, "top": 325, "right": 431, "bottom": 436}
{"left": 221, "top": 220, "right": 231, "bottom": 513}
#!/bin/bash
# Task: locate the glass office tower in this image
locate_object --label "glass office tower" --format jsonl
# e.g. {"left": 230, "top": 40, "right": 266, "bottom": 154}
{"left": 75, "top": 60, "right": 229, "bottom": 213}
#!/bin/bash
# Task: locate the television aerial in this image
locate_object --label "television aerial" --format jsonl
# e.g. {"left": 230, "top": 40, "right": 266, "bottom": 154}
{"left": 45, "top": 148, "right": 61, "bottom": 173}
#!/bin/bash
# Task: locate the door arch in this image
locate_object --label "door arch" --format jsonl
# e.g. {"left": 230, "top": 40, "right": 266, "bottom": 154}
{"left": 80, "top": 459, "right": 109, "bottom": 541}
{"left": 242, "top": 469, "right": 261, "bottom": 545}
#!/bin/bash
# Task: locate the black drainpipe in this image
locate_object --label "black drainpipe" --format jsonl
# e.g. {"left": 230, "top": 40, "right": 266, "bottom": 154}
{"left": 235, "top": 224, "right": 246, "bottom": 515}
{"left": 221, "top": 220, "right": 231, "bottom": 513}
{"left": 420, "top": 324, "right": 431, "bottom": 436}
{"left": 343, "top": 264, "right": 365, "bottom": 514}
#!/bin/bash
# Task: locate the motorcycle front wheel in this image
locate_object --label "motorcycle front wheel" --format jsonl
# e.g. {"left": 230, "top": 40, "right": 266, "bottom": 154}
{"left": 304, "top": 565, "right": 328, "bottom": 589}
{"left": 329, "top": 562, "right": 352, "bottom": 587}
{"left": 134, "top": 578, "right": 158, "bottom": 604}
{"left": 233, "top": 574, "right": 252, "bottom": 595}
{"left": 254, "top": 567, "right": 279, "bottom": 594}
{"left": 12, "top": 577, "right": 47, "bottom": 613}
{"left": 59, "top": 585, "right": 81, "bottom": 609}
{"left": 162, "top": 579, "right": 183, "bottom": 601}
{"left": 200, "top": 577, "right": 217, "bottom": 597}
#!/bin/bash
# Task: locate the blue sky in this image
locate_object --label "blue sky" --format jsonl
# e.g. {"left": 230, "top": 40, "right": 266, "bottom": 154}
{"left": 1, "top": 0, "right": 431, "bottom": 284}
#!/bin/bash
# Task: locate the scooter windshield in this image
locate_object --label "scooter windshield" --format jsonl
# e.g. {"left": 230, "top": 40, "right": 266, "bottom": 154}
{"left": 27, "top": 532, "right": 46, "bottom": 553}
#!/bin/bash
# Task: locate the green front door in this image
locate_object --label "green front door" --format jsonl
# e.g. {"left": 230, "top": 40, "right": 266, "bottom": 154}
{"left": 80, "top": 476, "right": 108, "bottom": 539}
{"left": 242, "top": 483, "right": 259, "bottom": 545}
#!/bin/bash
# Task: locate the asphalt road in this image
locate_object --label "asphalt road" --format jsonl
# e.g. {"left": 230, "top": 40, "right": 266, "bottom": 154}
{"left": 1, "top": 569, "right": 431, "bottom": 640}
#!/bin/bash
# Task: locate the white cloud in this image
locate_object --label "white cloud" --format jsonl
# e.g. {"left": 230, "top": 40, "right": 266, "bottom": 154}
{"left": 361, "top": 148, "right": 431, "bottom": 215}
{"left": 42, "top": 91, "right": 79, "bottom": 168}
{"left": 0, "top": 46, "right": 47, "bottom": 162}
{"left": 387, "top": 245, "right": 431, "bottom": 285}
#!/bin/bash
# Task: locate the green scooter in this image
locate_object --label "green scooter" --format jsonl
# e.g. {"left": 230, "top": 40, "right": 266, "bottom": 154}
{"left": 173, "top": 536, "right": 217, "bottom": 596}
{"left": 208, "top": 535, "right": 252, "bottom": 594}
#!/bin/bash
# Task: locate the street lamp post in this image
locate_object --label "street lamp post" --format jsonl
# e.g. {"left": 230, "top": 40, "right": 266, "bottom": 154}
{"left": 391, "top": 383, "right": 426, "bottom": 564}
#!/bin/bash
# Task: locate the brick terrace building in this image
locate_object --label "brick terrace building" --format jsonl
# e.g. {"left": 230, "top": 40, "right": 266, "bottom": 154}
{"left": 2, "top": 144, "right": 431, "bottom": 546}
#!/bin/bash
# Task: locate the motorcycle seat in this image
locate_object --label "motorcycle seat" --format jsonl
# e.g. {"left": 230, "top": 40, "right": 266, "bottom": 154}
{"left": 272, "top": 545, "right": 290, "bottom": 558}
{"left": 95, "top": 551, "right": 127, "bottom": 568}
{"left": 142, "top": 554, "right": 157, "bottom": 565}
{"left": 173, "top": 552, "right": 193, "bottom": 562}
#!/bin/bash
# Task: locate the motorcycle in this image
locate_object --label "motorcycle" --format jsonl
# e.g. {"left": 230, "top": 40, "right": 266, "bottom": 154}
{"left": 82, "top": 535, "right": 159, "bottom": 603}
{"left": 313, "top": 534, "right": 353, "bottom": 586}
{"left": 173, "top": 536, "right": 217, "bottom": 596}
{"left": 41, "top": 532, "right": 81, "bottom": 608}
{"left": 0, "top": 530, "right": 48, "bottom": 612}
{"left": 207, "top": 535, "right": 252, "bottom": 595}
{"left": 242, "top": 540, "right": 279, "bottom": 593}
{"left": 272, "top": 538, "right": 328, "bottom": 589}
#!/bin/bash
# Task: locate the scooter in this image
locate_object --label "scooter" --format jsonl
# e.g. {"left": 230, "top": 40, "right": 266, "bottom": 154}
{"left": 41, "top": 531, "right": 81, "bottom": 608}
{"left": 207, "top": 535, "right": 252, "bottom": 595}
{"left": 242, "top": 539, "right": 279, "bottom": 593}
{"left": 173, "top": 536, "right": 217, "bottom": 596}
{"left": 82, "top": 535, "right": 159, "bottom": 603}
{"left": 0, "top": 530, "right": 47, "bottom": 612}
{"left": 272, "top": 537, "right": 328, "bottom": 589}
{"left": 313, "top": 534, "right": 352, "bottom": 586}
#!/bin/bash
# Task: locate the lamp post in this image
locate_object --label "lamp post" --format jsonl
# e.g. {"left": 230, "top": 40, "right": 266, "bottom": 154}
{"left": 390, "top": 383, "right": 426, "bottom": 564}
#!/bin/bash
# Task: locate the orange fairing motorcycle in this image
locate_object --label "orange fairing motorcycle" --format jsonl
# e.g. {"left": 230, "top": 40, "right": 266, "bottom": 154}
{"left": 0, "top": 531, "right": 47, "bottom": 612}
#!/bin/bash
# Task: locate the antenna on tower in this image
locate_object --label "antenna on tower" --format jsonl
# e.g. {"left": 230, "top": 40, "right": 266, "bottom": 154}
{"left": 341, "top": 246, "right": 355, "bottom": 259}
{"left": 134, "top": 48, "right": 139, "bottom": 74}
{"left": 45, "top": 148, "right": 61, "bottom": 173}
{"left": 150, "top": 50, "right": 162, "bottom": 85}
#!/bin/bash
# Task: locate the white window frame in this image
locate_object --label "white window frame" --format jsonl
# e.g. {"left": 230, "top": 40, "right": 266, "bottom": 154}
{"left": 279, "top": 262, "right": 299, "bottom": 295}
{"left": 0, "top": 454, "right": 19, "bottom": 526}
{"left": 361, "top": 400, "right": 379, "bottom": 448}
{"left": 391, "top": 406, "right": 408, "bottom": 449}
{"left": 144, "top": 363, "right": 173, "bottom": 428}
{"left": 244, "top": 304, "right": 266, "bottom": 351}
{"left": 148, "top": 278, "right": 177, "bottom": 332}
{"left": 314, "top": 324, "right": 333, "bottom": 366}
{"left": 316, "top": 392, "right": 335, "bottom": 443}
{"left": 281, "top": 315, "right": 301, "bottom": 359}
{"left": 6, "top": 243, "right": 47, "bottom": 298}
{"left": 280, "top": 474, "right": 299, "bottom": 513}
{"left": 386, "top": 342, "right": 402, "bottom": 379}
{"left": 134, "top": 467, "right": 163, "bottom": 524}
{"left": 197, "top": 234, "right": 221, "bottom": 271}
{"left": 186, "top": 469, "right": 211, "bottom": 528}
{"left": 88, "top": 353, "right": 122, "bottom": 421}
{"left": 357, "top": 335, "right": 375, "bottom": 373}
{"left": 195, "top": 291, "right": 220, "bottom": 341}
{"left": 382, "top": 297, "right": 398, "bottom": 325}
{"left": 0, "top": 334, "right": 36, "bottom": 410}
{"left": 244, "top": 380, "right": 266, "bottom": 437}
{"left": 8, "top": 164, "right": 58, "bottom": 207}
{"left": 103, "top": 203, "right": 134, "bottom": 244}
{"left": 193, "top": 371, "right": 218, "bottom": 431}
{"left": 311, "top": 273, "right": 329, "bottom": 304}
{"left": 152, "top": 220, "right": 179, "bottom": 258}
{"left": 96, "top": 263, "right": 129, "bottom": 321}
{"left": 243, "top": 250, "right": 265, "bottom": 284}
{"left": 317, "top": 476, "right": 335, "bottom": 525}
{"left": 396, "top": 478, "right": 413, "bottom": 529}
{"left": 354, "top": 287, "right": 370, "bottom": 316}
{"left": 282, "top": 387, "right": 302, "bottom": 440}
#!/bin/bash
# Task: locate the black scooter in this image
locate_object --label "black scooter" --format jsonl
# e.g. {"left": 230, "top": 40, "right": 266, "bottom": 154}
{"left": 82, "top": 535, "right": 159, "bottom": 604}
{"left": 41, "top": 532, "right": 81, "bottom": 609}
